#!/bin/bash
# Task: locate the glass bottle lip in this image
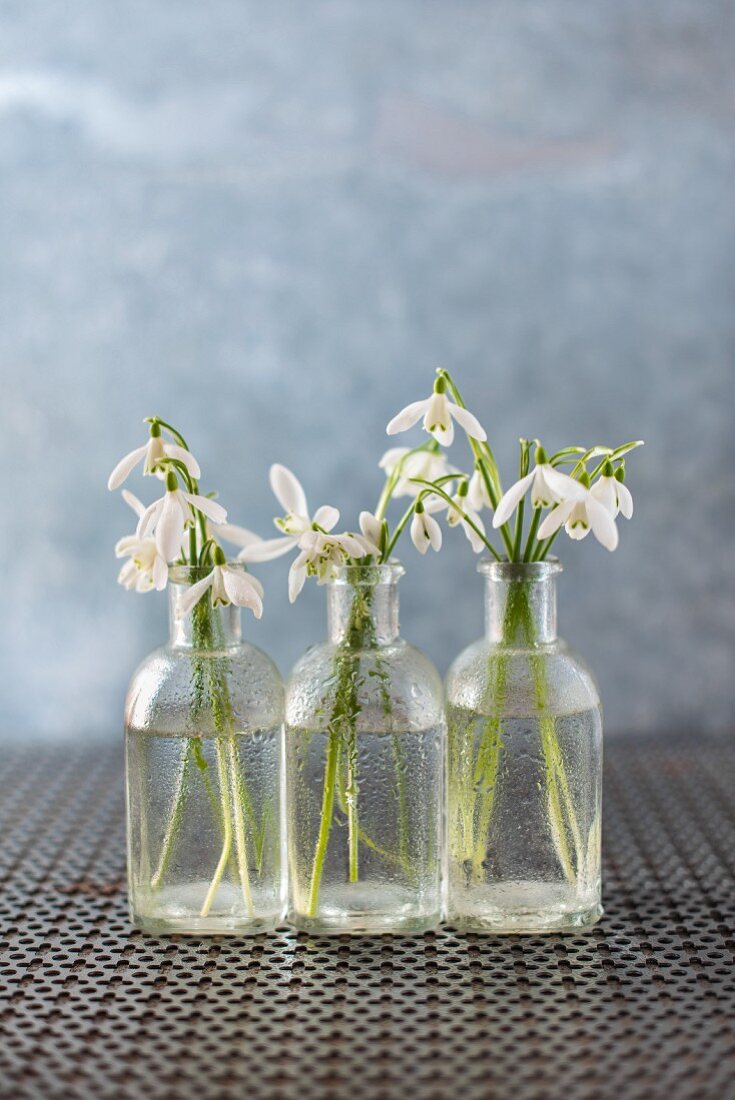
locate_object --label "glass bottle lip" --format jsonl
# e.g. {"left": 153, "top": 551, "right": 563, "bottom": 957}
{"left": 328, "top": 560, "right": 404, "bottom": 587}
{"left": 477, "top": 557, "right": 562, "bottom": 581}
{"left": 168, "top": 561, "right": 250, "bottom": 585}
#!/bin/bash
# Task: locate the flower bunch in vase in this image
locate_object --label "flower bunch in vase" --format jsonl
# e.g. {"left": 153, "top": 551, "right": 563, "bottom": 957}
{"left": 384, "top": 369, "right": 642, "bottom": 933}
{"left": 109, "top": 418, "right": 284, "bottom": 935}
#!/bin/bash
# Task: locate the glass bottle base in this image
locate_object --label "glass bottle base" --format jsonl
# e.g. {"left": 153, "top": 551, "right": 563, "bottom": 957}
{"left": 288, "top": 882, "right": 440, "bottom": 935}
{"left": 131, "top": 912, "right": 282, "bottom": 936}
{"left": 129, "top": 882, "right": 284, "bottom": 937}
{"left": 447, "top": 880, "right": 603, "bottom": 935}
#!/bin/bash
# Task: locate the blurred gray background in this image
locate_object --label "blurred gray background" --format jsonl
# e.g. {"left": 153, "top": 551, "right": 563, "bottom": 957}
{"left": 1, "top": 0, "right": 733, "bottom": 740}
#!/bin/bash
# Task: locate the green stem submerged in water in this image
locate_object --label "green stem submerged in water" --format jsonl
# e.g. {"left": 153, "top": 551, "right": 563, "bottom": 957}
{"left": 450, "top": 577, "right": 583, "bottom": 887}
{"left": 149, "top": 592, "right": 265, "bottom": 919}
{"left": 305, "top": 574, "right": 413, "bottom": 918}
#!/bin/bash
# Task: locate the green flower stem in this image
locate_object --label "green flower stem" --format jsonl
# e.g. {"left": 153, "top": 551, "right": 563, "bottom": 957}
{"left": 200, "top": 738, "right": 234, "bottom": 917}
{"left": 307, "top": 724, "right": 341, "bottom": 917}
{"left": 305, "top": 575, "right": 415, "bottom": 914}
{"left": 150, "top": 743, "right": 192, "bottom": 890}
{"left": 523, "top": 509, "right": 543, "bottom": 562}
{"left": 470, "top": 661, "right": 507, "bottom": 877}
{"left": 465, "top": 579, "right": 583, "bottom": 885}
{"left": 149, "top": 594, "right": 261, "bottom": 919}
{"left": 437, "top": 369, "right": 515, "bottom": 559}
{"left": 227, "top": 736, "right": 255, "bottom": 917}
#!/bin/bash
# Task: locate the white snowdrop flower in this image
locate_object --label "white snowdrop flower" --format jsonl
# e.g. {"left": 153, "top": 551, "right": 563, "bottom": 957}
{"left": 492, "top": 448, "right": 586, "bottom": 528}
{"left": 378, "top": 446, "right": 456, "bottom": 498}
{"left": 114, "top": 489, "right": 169, "bottom": 592}
{"left": 108, "top": 423, "right": 201, "bottom": 490}
{"left": 238, "top": 464, "right": 339, "bottom": 563}
{"left": 410, "top": 503, "right": 443, "bottom": 555}
{"left": 115, "top": 536, "right": 169, "bottom": 592}
{"left": 446, "top": 489, "right": 487, "bottom": 553}
{"left": 137, "top": 472, "right": 227, "bottom": 562}
{"left": 287, "top": 530, "right": 367, "bottom": 602}
{"left": 466, "top": 469, "right": 493, "bottom": 512}
{"left": 177, "top": 549, "right": 264, "bottom": 619}
{"left": 386, "top": 377, "right": 486, "bottom": 447}
{"left": 590, "top": 463, "right": 634, "bottom": 520}
{"left": 356, "top": 511, "right": 383, "bottom": 557}
{"left": 537, "top": 475, "right": 619, "bottom": 552}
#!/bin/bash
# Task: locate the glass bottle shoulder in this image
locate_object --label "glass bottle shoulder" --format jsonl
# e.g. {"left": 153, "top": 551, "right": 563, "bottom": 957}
{"left": 125, "top": 639, "right": 284, "bottom": 735}
{"left": 285, "top": 638, "right": 444, "bottom": 732}
{"left": 445, "top": 634, "right": 600, "bottom": 718}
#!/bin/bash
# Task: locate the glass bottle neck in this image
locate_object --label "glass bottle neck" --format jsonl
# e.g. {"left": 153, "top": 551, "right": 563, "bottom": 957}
{"left": 327, "top": 566, "right": 402, "bottom": 646}
{"left": 482, "top": 561, "right": 560, "bottom": 645}
{"left": 168, "top": 583, "right": 242, "bottom": 649}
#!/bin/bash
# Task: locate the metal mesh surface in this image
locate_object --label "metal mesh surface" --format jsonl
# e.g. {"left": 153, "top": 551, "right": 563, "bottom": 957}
{"left": 1, "top": 736, "right": 734, "bottom": 1100}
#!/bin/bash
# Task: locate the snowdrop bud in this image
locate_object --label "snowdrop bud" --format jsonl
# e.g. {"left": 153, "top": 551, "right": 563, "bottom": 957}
{"left": 579, "top": 470, "right": 591, "bottom": 489}
{"left": 213, "top": 544, "right": 226, "bottom": 566}
{"left": 149, "top": 421, "right": 162, "bottom": 438}
{"left": 415, "top": 498, "right": 426, "bottom": 514}
{"left": 614, "top": 465, "right": 626, "bottom": 483}
{"left": 457, "top": 479, "right": 469, "bottom": 498}
{"left": 602, "top": 459, "right": 615, "bottom": 478}
{"left": 535, "top": 444, "right": 548, "bottom": 465}
{"left": 166, "top": 470, "right": 178, "bottom": 492}
{"left": 433, "top": 374, "right": 447, "bottom": 394}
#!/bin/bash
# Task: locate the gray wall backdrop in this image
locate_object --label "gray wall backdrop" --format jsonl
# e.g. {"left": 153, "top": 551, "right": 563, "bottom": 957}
{"left": 1, "top": 0, "right": 734, "bottom": 740}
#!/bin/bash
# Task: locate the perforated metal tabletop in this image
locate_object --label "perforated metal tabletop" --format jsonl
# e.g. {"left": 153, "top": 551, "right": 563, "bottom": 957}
{"left": 1, "top": 737, "right": 734, "bottom": 1100}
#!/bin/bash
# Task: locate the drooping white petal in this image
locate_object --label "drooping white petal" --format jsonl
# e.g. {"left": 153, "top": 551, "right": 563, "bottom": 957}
{"left": 184, "top": 493, "right": 227, "bottom": 525}
{"left": 177, "top": 572, "right": 215, "bottom": 617}
{"left": 288, "top": 552, "right": 309, "bottom": 602}
{"left": 237, "top": 534, "right": 297, "bottom": 562}
{"left": 492, "top": 471, "right": 535, "bottom": 528}
{"left": 156, "top": 494, "right": 186, "bottom": 561}
{"left": 222, "top": 568, "right": 264, "bottom": 618}
{"left": 163, "top": 443, "right": 201, "bottom": 480}
{"left": 114, "top": 535, "right": 139, "bottom": 558}
{"left": 536, "top": 465, "right": 587, "bottom": 506}
{"left": 270, "top": 464, "right": 308, "bottom": 518}
{"left": 218, "top": 522, "right": 263, "bottom": 549}
{"left": 107, "top": 444, "right": 148, "bottom": 490}
{"left": 337, "top": 534, "right": 366, "bottom": 559}
{"left": 153, "top": 554, "right": 168, "bottom": 590}
{"left": 386, "top": 398, "right": 430, "bottom": 436}
{"left": 136, "top": 497, "right": 164, "bottom": 539}
{"left": 450, "top": 403, "right": 487, "bottom": 442}
{"left": 378, "top": 446, "right": 409, "bottom": 473}
{"left": 117, "top": 559, "right": 139, "bottom": 589}
{"left": 464, "top": 519, "right": 486, "bottom": 554}
{"left": 451, "top": 502, "right": 486, "bottom": 553}
{"left": 467, "top": 470, "right": 491, "bottom": 512}
{"left": 410, "top": 513, "right": 427, "bottom": 554}
{"left": 424, "top": 512, "right": 443, "bottom": 551}
{"left": 537, "top": 499, "right": 575, "bottom": 540}
{"left": 590, "top": 476, "right": 618, "bottom": 516}
{"left": 586, "top": 496, "right": 619, "bottom": 551}
{"left": 411, "top": 512, "right": 442, "bottom": 554}
{"left": 616, "top": 481, "right": 634, "bottom": 519}
{"left": 121, "top": 489, "right": 147, "bottom": 518}
{"left": 312, "top": 505, "right": 340, "bottom": 532}
{"left": 359, "top": 511, "right": 382, "bottom": 554}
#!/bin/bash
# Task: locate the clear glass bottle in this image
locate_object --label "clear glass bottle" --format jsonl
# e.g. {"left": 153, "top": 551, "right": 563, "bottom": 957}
{"left": 446, "top": 560, "right": 603, "bottom": 934}
{"left": 125, "top": 566, "right": 285, "bottom": 935}
{"left": 286, "top": 563, "right": 444, "bottom": 934}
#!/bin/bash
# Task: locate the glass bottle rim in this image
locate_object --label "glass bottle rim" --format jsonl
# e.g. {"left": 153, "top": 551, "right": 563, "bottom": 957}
{"left": 477, "top": 557, "right": 562, "bottom": 581}
{"left": 328, "top": 560, "right": 404, "bottom": 587}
